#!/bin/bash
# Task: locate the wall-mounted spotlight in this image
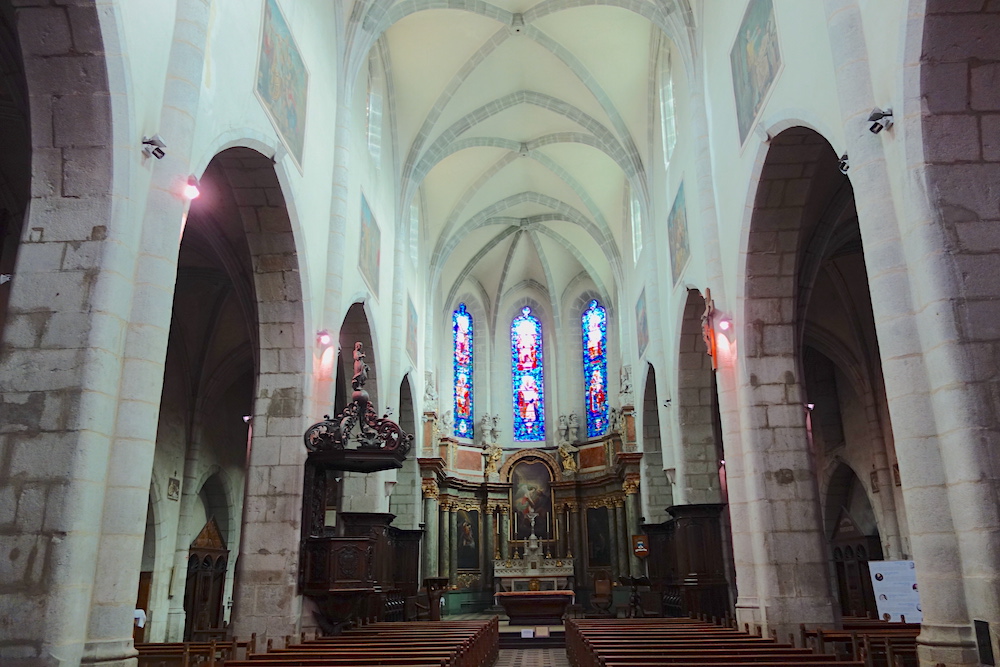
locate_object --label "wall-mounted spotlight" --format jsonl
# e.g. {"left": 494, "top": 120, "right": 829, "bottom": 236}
{"left": 182, "top": 175, "right": 201, "bottom": 200}
{"left": 717, "top": 317, "right": 732, "bottom": 332}
{"left": 868, "top": 108, "right": 893, "bottom": 134}
{"left": 838, "top": 154, "right": 850, "bottom": 174}
{"left": 316, "top": 329, "right": 332, "bottom": 347}
{"left": 142, "top": 134, "right": 166, "bottom": 159}
{"left": 242, "top": 415, "right": 252, "bottom": 423}
{"left": 0, "top": 274, "right": 11, "bottom": 285}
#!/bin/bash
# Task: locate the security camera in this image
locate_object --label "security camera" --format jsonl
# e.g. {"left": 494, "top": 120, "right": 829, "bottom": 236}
{"left": 142, "top": 134, "right": 167, "bottom": 159}
{"left": 868, "top": 108, "right": 893, "bottom": 134}
{"left": 838, "top": 153, "right": 849, "bottom": 174}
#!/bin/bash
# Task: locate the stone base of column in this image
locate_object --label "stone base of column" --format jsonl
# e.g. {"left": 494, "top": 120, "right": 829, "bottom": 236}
{"left": 916, "top": 623, "right": 980, "bottom": 667}
{"left": 761, "top": 596, "right": 836, "bottom": 645}
{"left": 80, "top": 639, "right": 138, "bottom": 667}
{"left": 735, "top": 596, "right": 761, "bottom": 631}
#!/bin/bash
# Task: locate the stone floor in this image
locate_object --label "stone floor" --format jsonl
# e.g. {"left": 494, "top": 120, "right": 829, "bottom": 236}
{"left": 494, "top": 648, "right": 570, "bottom": 667}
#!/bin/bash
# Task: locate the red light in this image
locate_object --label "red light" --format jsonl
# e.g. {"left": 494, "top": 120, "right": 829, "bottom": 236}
{"left": 183, "top": 176, "right": 200, "bottom": 200}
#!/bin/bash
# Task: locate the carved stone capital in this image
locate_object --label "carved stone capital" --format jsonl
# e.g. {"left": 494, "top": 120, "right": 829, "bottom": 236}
{"left": 622, "top": 474, "right": 641, "bottom": 496}
{"left": 421, "top": 477, "right": 439, "bottom": 499}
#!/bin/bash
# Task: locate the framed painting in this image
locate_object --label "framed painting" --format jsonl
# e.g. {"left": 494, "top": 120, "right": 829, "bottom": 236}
{"left": 406, "top": 296, "right": 418, "bottom": 364}
{"left": 255, "top": 0, "right": 309, "bottom": 171}
{"left": 587, "top": 506, "right": 612, "bottom": 567}
{"left": 359, "top": 194, "right": 381, "bottom": 297}
{"left": 730, "top": 0, "right": 782, "bottom": 146}
{"left": 456, "top": 509, "right": 480, "bottom": 570}
{"left": 636, "top": 288, "right": 649, "bottom": 359}
{"left": 667, "top": 183, "right": 690, "bottom": 286}
{"left": 510, "top": 459, "right": 553, "bottom": 541}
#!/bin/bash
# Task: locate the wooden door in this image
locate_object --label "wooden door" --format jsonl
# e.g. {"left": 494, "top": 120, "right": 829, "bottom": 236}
{"left": 133, "top": 571, "right": 152, "bottom": 643}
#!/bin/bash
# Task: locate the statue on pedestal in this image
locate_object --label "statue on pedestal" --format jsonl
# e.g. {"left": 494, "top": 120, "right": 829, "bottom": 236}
{"left": 483, "top": 442, "right": 503, "bottom": 479}
{"left": 424, "top": 370, "right": 437, "bottom": 406}
{"left": 568, "top": 413, "right": 580, "bottom": 443}
{"left": 558, "top": 440, "right": 579, "bottom": 476}
{"left": 619, "top": 364, "right": 633, "bottom": 404}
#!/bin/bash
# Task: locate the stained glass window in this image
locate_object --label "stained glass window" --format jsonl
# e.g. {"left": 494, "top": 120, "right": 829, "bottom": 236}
{"left": 583, "top": 300, "right": 608, "bottom": 437}
{"left": 512, "top": 306, "right": 545, "bottom": 441}
{"left": 453, "top": 303, "right": 473, "bottom": 438}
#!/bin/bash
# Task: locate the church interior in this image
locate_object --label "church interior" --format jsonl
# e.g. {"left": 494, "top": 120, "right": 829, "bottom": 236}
{"left": 1, "top": 1, "right": 999, "bottom": 666}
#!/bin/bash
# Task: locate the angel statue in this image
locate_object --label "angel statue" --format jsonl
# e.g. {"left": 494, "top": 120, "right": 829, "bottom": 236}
{"left": 558, "top": 440, "right": 579, "bottom": 474}
{"left": 483, "top": 442, "right": 503, "bottom": 476}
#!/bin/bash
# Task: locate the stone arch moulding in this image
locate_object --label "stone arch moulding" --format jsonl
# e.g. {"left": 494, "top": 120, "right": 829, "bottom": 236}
{"left": 498, "top": 448, "right": 562, "bottom": 484}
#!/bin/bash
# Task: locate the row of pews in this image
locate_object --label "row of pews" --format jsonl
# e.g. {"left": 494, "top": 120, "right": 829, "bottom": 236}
{"left": 138, "top": 619, "right": 498, "bottom": 667}
{"left": 137, "top": 636, "right": 256, "bottom": 666}
{"left": 801, "top": 617, "right": 920, "bottom": 667}
{"left": 221, "top": 619, "right": 498, "bottom": 667}
{"left": 566, "top": 617, "right": 862, "bottom": 667}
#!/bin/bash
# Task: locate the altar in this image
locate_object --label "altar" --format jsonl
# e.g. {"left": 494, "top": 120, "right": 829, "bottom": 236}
{"left": 493, "top": 507, "right": 575, "bottom": 624}
{"left": 494, "top": 590, "right": 575, "bottom": 625}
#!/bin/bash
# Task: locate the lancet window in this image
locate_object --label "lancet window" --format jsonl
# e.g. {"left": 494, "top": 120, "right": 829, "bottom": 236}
{"left": 512, "top": 307, "right": 545, "bottom": 441}
{"left": 453, "top": 303, "right": 473, "bottom": 438}
{"left": 583, "top": 300, "right": 609, "bottom": 437}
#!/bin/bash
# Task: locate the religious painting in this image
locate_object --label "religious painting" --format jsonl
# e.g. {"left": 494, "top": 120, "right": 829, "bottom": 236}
{"left": 582, "top": 300, "right": 609, "bottom": 438}
{"left": 636, "top": 289, "right": 649, "bottom": 359}
{"left": 406, "top": 296, "right": 418, "bottom": 365}
{"left": 667, "top": 183, "right": 690, "bottom": 286}
{"left": 587, "top": 506, "right": 612, "bottom": 567}
{"left": 456, "top": 509, "right": 480, "bottom": 570}
{"left": 730, "top": 0, "right": 782, "bottom": 146}
{"left": 453, "top": 303, "right": 473, "bottom": 438}
{"left": 255, "top": 0, "right": 309, "bottom": 170}
{"left": 359, "top": 194, "right": 380, "bottom": 297}
{"left": 510, "top": 459, "right": 552, "bottom": 541}
{"left": 511, "top": 307, "right": 545, "bottom": 441}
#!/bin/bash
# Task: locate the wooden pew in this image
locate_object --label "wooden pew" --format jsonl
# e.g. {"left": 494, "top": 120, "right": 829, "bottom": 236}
{"left": 567, "top": 617, "right": 857, "bottom": 667}
{"left": 223, "top": 618, "right": 497, "bottom": 667}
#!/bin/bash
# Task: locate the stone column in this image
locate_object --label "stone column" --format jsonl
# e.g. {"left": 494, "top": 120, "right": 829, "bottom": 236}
{"left": 569, "top": 502, "right": 584, "bottom": 587}
{"left": 623, "top": 476, "right": 642, "bottom": 577}
{"left": 438, "top": 501, "right": 451, "bottom": 580}
{"left": 607, "top": 501, "right": 622, "bottom": 581}
{"left": 422, "top": 479, "right": 439, "bottom": 582}
{"left": 499, "top": 503, "right": 510, "bottom": 559}
{"left": 448, "top": 506, "right": 459, "bottom": 586}
{"left": 484, "top": 507, "right": 495, "bottom": 590}
{"left": 823, "top": 3, "right": 984, "bottom": 663}
{"left": 616, "top": 500, "right": 630, "bottom": 582}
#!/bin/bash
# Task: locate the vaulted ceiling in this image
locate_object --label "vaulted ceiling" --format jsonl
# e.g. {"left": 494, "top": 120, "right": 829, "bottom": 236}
{"left": 351, "top": 0, "right": 693, "bottom": 323}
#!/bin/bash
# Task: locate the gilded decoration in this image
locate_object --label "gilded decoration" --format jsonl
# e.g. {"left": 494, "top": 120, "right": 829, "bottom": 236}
{"left": 456, "top": 573, "right": 481, "bottom": 590}
{"left": 421, "top": 477, "right": 439, "bottom": 499}
{"left": 585, "top": 495, "right": 619, "bottom": 510}
{"left": 497, "top": 448, "right": 561, "bottom": 483}
{"left": 622, "top": 474, "right": 640, "bottom": 496}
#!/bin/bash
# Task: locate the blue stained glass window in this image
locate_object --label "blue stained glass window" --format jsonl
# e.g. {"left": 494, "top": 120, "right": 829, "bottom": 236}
{"left": 512, "top": 306, "right": 545, "bottom": 441}
{"left": 453, "top": 303, "right": 473, "bottom": 438}
{"left": 583, "top": 300, "right": 608, "bottom": 437}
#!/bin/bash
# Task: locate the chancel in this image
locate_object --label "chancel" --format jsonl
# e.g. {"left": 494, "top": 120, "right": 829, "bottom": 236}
{"left": 0, "top": 1, "right": 998, "bottom": 666}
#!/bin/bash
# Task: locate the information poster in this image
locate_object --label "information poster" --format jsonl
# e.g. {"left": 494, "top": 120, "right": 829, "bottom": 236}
{"left": 868, "top": 560, "right": 922, "bottom": 622}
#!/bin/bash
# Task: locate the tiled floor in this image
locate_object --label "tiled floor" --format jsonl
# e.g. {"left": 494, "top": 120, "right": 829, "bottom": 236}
{"left": 494, "top": 648, "right": 570, "bottom": 667}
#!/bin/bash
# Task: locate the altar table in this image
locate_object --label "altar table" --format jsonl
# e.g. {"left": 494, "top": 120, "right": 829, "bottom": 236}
{"left": 494, "top": 590, "right": 575, "bottom": 625}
